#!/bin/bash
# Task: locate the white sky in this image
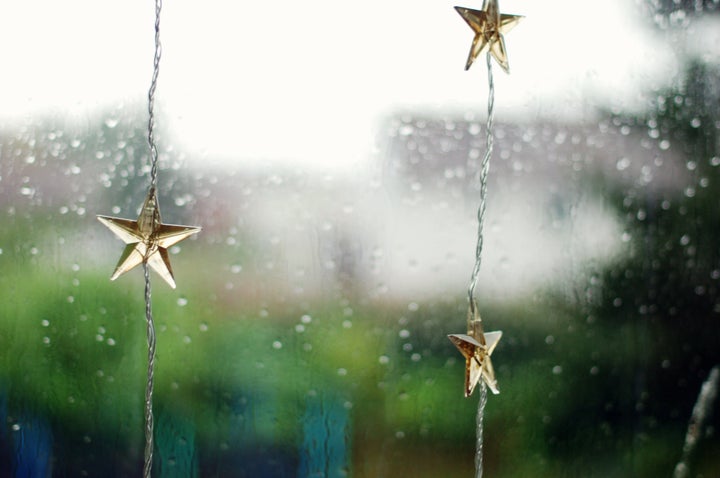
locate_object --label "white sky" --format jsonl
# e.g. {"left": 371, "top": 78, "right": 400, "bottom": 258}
{"left": 0, "top": 0, "right": 713, "bottom": 168}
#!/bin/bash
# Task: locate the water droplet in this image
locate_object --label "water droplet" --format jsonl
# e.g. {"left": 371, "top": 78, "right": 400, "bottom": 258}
{"left": 398, "top": 124, "right": 414, "bottom": 136}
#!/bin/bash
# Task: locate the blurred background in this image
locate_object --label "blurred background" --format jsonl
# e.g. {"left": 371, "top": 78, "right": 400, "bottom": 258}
{"left": 1, "top": 0, "right": 719, "bottom": 476}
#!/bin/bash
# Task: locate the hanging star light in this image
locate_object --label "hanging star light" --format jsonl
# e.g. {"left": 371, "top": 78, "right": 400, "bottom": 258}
{"left": 448, "top": 305, "right": 502, "bottom": 397}
{"left": 455, "top": 0, "right": 523, "bottom": 72}
{"left": 447, "top": 2, "right": 523, "bottom": 475}
{"left": 95, "top": 1, "right": 200, "bottom": 475}
{"left": 97, "top": 188, "right": 200, "bottom": 289}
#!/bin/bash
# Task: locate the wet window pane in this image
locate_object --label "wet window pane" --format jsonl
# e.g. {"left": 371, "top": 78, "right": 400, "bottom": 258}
{"left": 1, "top": 1, "right": 719, "bottom": 476}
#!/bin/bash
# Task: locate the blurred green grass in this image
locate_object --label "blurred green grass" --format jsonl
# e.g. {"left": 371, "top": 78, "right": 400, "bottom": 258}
{"left": 1, "top": 215, "right": 718, "bottom": 477}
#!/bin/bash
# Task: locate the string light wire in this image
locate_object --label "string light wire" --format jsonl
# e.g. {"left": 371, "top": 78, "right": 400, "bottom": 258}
{"left": 143, "top": 263, "right": 156, "bottom": 478}
{"left": 143, "top": 0, "right": 163, "bottom": 475}
{"left": 469, "top": 51, "right": 495, "bottom": 478}
{"left": 467, "top": 51, "right": 495, "bottom": 321}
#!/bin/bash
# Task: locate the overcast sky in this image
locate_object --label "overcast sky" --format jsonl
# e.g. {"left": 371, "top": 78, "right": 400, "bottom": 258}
{"left": 1, "top": 0, "right": 716, "bottom": 168}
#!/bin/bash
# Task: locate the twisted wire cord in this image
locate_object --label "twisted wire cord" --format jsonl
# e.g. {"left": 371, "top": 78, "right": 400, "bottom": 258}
{"left": 143, "top": 263, "right": 156, "bottom": 478}
{"left": 147, "top": 0, "right": 163, "bottom": 190}
{"left": 470, "top": 51, "right": 494, "bottom": 478}
{"left": 467, "top": 52, "right": 495, "bottom": 319}
{"left": 143, "top": 1, "right": 163, "bottom": 475}
{"left": 475, "top": 382, "right": 488, "bottom": 478}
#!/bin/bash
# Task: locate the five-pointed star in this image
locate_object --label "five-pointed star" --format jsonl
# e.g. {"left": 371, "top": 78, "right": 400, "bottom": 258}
{"left": 448, "top": 312, "right": 502, "bottom": 397}
{"left": 455, "top": 0, "right": 523, "bottom": 72}
{"left": 97, "top": 188, "right": 201, "bottom": 289}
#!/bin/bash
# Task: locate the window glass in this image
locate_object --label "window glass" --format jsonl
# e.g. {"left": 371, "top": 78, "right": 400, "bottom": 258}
{"left": 1, "top": 1, "right": 719, "bottom": 476}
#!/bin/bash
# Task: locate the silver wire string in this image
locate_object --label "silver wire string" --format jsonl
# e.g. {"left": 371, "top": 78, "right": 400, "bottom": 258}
{"left": 143, "top": 263, "right": 156, "bottom": 478}
{"left": 470, "top": 51, "right": 494, "bottom": 478}
{"left": 143, "top": 1, "right": 162, "bottom": 476}
{"left": 475, "top": 382, "right": 488, "bottom": 478}
{"left": 467, "top": 52, "right": 495, "bottom": 317}
{"left": 147, "top": 0, "right": 163, "bottom": 191}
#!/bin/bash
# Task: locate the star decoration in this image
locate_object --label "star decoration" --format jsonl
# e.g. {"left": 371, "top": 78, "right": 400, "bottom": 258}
{"left": 448, "top": 305, "right": 502, "bottom": 397}
{"left": 97, "top": 188, "right": 201, "bottom": 289}
{"left": 455, "top": 0, "right": 523, "bottom": 72}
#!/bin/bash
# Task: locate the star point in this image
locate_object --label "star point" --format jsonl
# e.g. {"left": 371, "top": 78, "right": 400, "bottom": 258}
{"left": 97, "top": 189, "right": 201, "bottom": 289}
{"left": 455, "top": 0, "right": 523, "bottom": 73}
{"left": 448, "top": 306, "right": 502, "bottom": 397}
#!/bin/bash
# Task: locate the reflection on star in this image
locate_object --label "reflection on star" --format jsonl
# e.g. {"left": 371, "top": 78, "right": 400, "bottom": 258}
{"left": 448, "top": 304, "right": 502, "bottom": 397}
{"left": 97, "top": 188, "right": 201, "bottom": 289}
{"left": 455, "top": 0, "right": 523, "bottom": 72}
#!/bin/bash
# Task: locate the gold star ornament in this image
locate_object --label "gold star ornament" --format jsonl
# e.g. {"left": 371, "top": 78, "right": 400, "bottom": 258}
{"left": 448, "top": 305, "right": 502, "bottom": 397}
{"left": 97, "top": 188, "right": 201, "bottom": 289}
{"left": 455, "top": 0, "right": 523, "bottom": 72}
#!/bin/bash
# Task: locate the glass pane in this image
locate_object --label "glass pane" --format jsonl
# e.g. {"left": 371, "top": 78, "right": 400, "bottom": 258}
{"left": 1, "top": 1, "right": 719, "bottom": 476}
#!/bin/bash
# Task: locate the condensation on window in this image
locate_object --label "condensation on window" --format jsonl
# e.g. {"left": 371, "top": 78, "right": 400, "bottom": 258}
{"left": 0, "top": 1, "right": 719, "bottom": 476}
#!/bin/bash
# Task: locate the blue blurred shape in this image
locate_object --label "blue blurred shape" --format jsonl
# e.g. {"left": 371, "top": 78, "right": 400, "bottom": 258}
{"left": 154, "top": 412, "right": 199, "bottom": 478}
{"left": 298, "top": 393, "right": 351, "bottom": 478}
{"left": 12, "top": 414, "right": 53, "bottom": 478}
